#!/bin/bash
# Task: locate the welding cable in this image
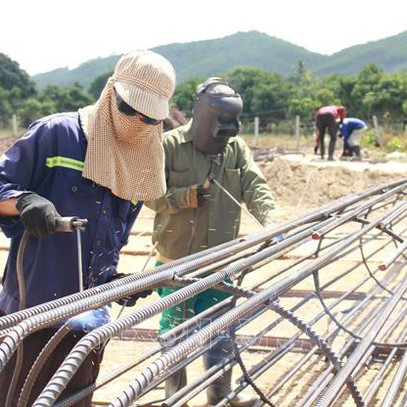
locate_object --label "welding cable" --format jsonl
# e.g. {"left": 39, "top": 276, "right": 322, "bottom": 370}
{"left": 16, "top": 321, "right": 75, "bottom": 407}
{"left": 4, "top": 231, "right": 29, "bottom": 407}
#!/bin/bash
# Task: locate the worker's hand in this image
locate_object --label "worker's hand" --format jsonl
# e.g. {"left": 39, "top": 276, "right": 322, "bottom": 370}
{"left": 190, "top": 185, "right": 211, "bottom": 207}
{"left": 108, "top": 273, "right": 153, "bottom": 307}
{"left": 16, "top": 192, "right": 60, "bottom": 238}
{"left": 197, "top": 185, "right": 211, "bottom": 207}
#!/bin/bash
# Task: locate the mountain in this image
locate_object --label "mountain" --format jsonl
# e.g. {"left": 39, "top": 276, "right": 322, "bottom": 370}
{"left": 153, "top": 31, "right": 326, "bottom": 83}
{"left": 31, "top": 30, "right": 407, "bottom": 90}
{"left": 314, "top": 30, "right": 407, "bottom": 76}
{"left": 32, "top": 55, "right": 120, "bottom": 91}
{"left": 32, "top": 31, "right": 327, "bottom": 90}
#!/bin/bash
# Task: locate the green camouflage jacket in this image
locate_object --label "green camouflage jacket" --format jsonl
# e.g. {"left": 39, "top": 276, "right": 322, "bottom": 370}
{"left": 145, "top": 121, "right": 275, "bottom": 260}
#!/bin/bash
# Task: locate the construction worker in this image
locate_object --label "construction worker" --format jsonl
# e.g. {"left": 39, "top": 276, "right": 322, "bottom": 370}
{"left": 0, "top": 50, "right": 175, "bottom": 406}
{"left": 340, "top": 117, "right": 368, "bottom": 160}
{"left": 315, "top": 105, "right": 346, "bottom": 160}
{"left": 145, "top": 77, "right": 276, "bottom": 407}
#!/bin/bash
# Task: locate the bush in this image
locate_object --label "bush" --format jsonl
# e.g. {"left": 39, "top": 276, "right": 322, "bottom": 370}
{"left": 385, "top": 136, "right": 404, "bottom": 153}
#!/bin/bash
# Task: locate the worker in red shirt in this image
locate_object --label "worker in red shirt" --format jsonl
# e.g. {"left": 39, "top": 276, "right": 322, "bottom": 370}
{"left": 314, "top": 105, "right": 346, "bottom": 161}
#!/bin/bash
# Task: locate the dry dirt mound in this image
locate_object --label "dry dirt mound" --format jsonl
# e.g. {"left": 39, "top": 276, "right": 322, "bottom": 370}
{"left": 259, "top": 156, "right": 405, "bottom": 209}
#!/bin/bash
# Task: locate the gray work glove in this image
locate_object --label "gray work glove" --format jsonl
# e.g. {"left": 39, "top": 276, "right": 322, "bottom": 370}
{"left": 16, "top": 192, "right": 60, "bottom": 238}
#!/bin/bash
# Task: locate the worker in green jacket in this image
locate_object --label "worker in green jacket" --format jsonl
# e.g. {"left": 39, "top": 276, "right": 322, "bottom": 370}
{"left": 145, "top": 77, "right": 276, "bottom": 407}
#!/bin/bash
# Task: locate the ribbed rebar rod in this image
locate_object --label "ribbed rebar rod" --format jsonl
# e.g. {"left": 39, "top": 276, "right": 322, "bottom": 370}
{"left": 381, "top": 330, "right": 407, "bottom": 407}
{"left": 296, "top": 271, "right": 404, "bottom": 407}
{"left": 0, "top": 214, "right": 340, "bottom": 373}
{"left": 362, "top": 320, "right": 407, "bottom": 404}
{"left": 316, "top": 272, "right": 407, "bottom": 407}
{"left": 328, "top": 297, "right": 407, "bottom": 406}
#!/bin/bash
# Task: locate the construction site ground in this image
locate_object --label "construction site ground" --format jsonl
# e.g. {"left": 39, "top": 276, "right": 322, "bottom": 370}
{"left": 1, "top": 149, "right": 407, "bottom": 406}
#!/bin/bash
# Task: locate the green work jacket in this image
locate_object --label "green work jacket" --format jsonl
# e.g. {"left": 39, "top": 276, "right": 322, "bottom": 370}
{"left": 145, "top": 121, "right": 275, "bottom": 260}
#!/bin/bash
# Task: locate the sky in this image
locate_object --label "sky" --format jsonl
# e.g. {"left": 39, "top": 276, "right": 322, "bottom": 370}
{"left": 1, "top": 0, "right": 407, "bottom": 76}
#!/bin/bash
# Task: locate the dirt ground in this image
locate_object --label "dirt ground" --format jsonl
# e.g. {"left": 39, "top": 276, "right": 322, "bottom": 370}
{"left": 1, "top": 149, "right": 407, "bottom": 406}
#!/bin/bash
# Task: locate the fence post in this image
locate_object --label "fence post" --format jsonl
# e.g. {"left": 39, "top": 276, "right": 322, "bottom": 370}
{"left": 372, "top": 115, "right": 382, "bottom": 148}
{"left": 295, "top": 115, "right": 300, "bottom": 151}
{"left": 12, "top": 114, "right": 18, "bottom": 137}
{"left": 254, "top": 116, "right": 259, "bottom": 146}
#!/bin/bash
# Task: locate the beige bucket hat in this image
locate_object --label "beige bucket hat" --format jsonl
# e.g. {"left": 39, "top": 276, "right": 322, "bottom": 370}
{"left": 79, "top": 50, "right": 176, "bottom": 201}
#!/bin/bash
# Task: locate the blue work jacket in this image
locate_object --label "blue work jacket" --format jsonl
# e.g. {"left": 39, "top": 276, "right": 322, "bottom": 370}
{"left": 341, "top": 118, "right": 367, "bottom": 140}
{"left": 0, "top": 113, "right": 142, "bottom": 314}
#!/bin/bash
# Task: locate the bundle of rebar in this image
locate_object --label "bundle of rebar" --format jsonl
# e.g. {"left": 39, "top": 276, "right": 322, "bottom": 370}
{"left": 2, "top": 179, "right": 407, "bottom": 406}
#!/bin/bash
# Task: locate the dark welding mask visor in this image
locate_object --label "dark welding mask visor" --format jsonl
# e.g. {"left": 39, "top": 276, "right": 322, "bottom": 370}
{"left": 213, "top": 118, "right": 241, "bottom": 138}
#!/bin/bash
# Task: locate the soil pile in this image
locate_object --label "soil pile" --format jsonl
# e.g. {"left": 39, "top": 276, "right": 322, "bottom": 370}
{"left": 259, "top": 157, "right": 405, "bottom": 209}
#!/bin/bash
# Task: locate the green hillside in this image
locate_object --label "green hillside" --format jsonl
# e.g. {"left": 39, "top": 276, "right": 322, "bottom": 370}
{"left": 33, "top": 55, "right": 120, "bottom": 90}
{"left": 153, "top": 31, "right": 326, "bottom": 83}
{"left": 314, "top": 30, "right": 407, "bottom": 75}
{"left": 31, "top": 29, "right": 407, "bottom": 90}
{"left": 32, "top": 31, "right": 326, "bottom": 90}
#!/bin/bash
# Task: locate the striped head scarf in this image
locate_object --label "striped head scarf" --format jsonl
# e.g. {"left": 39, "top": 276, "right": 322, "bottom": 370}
{"left": 79, "top": 50, "right": 176, "bottom": 201}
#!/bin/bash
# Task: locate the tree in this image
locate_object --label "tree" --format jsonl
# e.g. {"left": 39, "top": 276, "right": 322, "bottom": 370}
{"left": 0, "top": 53, "right": 37, "bottom": 98}
{"left": 89, "top": 71, "right": 112, "bottom": 100}
{"left": 224, "top": 67, "right": 293, "bottom": 123}
{"left": 289, "top": 97, "right": 318, "bottom": 122}
{"left": 315, "top": 88, "right": 341, "bottom": 107}
{"left": 17, "top": 98, "right": 56, "bottom": 127}
{"left": 171, "top": 78, "right": 203, "bottom": 114}
{"left": 39, "top": 83, "right": 93, "bottom": 112}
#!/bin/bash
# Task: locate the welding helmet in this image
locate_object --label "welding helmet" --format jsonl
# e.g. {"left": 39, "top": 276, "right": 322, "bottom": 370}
{"left": 191, "top": 77, "right": 243, "bottom": 155}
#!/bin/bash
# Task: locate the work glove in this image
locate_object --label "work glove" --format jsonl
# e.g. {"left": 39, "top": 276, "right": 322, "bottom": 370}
{"left": 108, "top": 273, "right": 153, "bottom": 306}
{"left": 16, "top": 192, "right": 60, "bottom": 238}
{"left": 190, "top": 185, "right": 211, "bottom": 207}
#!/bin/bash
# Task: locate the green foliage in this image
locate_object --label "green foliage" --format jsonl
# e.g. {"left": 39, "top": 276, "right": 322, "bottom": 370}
{"left": 360, "top": 129, "right": 380, "bottom": 149}
{"left": 224, "top": 67, "right": 293, "bottom": 125}
{"left": 314, "top": 30, "right": 407, "bottom": 76}
{"left": 89, "top": 71, "right": 112, "bottom": 99}
{"left": 17, "top": 98, "right": 56, "bottom": 127}
{"left": 0, "top": 53, "right": 37, "bottom": 98}
{"left": 386, "top": 136, "right": 404, "bottom": 152}
{"left": 171, "top": 78, "right": 203, "bottom": 114}
{"left": 289, "top": 97, "right": 318, "bottom": 121}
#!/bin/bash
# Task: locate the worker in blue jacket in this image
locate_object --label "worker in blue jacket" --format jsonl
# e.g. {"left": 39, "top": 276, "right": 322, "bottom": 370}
{"left": 0, "top": 50, "right": 175, "bottom": 406}
{"left": 340, "top": 118, "right": 368, "bottom": 160}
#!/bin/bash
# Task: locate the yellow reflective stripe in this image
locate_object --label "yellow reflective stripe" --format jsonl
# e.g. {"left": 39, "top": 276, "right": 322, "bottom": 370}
{"left": 46, "top": 156, "right": 84, "bottom": 171}
{"left": 131, "top": 199, "right": 139, "bottom": 206}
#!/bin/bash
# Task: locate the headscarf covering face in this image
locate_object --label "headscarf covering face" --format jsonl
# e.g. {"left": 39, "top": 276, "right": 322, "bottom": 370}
{"left": 79, "top": 50, "right": 176, "bottom": 201}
